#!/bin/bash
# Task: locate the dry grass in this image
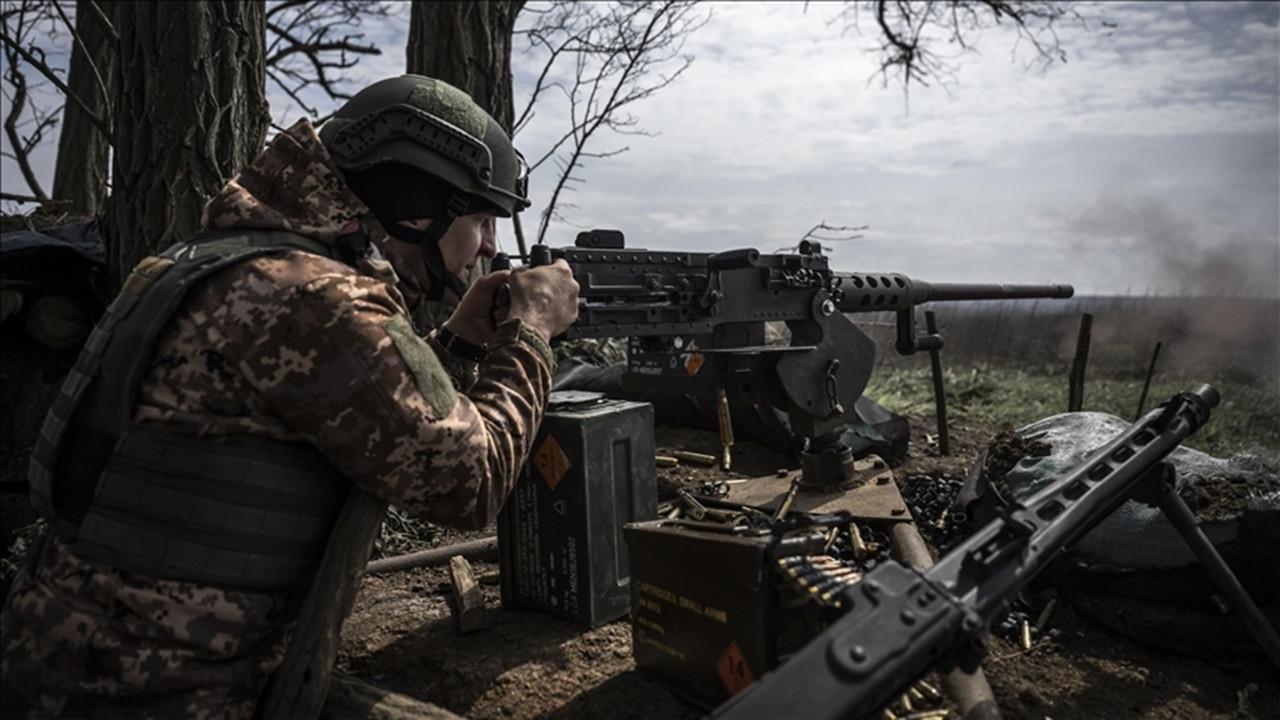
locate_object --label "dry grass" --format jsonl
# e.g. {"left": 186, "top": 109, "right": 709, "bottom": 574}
{"left": 857, "top": 295, "right": 1280, "bottom": 459}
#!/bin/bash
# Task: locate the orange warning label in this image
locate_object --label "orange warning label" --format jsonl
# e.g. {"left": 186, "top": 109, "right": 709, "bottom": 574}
{"left": 715, "top": 640, "right": 754, "bottom": 697}
{"left": 684, "top": 351, "right": 706, "bottom": 375}
{"left": 533, "top": 434, "right": 571, "bottom": 491}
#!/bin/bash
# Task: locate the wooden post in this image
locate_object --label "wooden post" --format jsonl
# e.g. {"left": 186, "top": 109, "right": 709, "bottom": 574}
{"left": 261, "top": 488, "right": 389, "bottom": 720}
{"left": 1068, "top": 313, "right": 1093, "bottom": 412}
{"left": 890, "top": 522, "right": 1000, "bottom": 718}
{"left": 1134, "top": 341, "right": 1163, "bottom": 420}
{"left": 925, "top": 311, "right": 950, "bottom": 456}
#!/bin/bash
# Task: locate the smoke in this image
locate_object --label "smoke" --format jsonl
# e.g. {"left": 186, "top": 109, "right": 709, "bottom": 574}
{"left": 1064, "top": 192, "right": 1280, "bottom": 298}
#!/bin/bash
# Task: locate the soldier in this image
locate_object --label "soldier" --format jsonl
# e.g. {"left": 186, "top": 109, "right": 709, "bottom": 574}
{"left": 0, "top": 75, "right": 578, "bottom": 718}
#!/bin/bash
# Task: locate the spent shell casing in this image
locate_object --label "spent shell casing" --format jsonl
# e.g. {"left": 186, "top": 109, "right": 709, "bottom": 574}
{"left": 655, "top": 455, "right": 678, "bottom": 468}
{"left": 716, "top": 387, "right": 734, "bottom": 471}
{"left": 1035, "top": 597, "right": 1057, "bottom": 631}
{"left": 823, "top": 526, "right": 840, "bottom": 553}
{"left": 1019, "top": 618, "right": 1033, "bottom": 650}
{"left": 772, "top": 476, "right": 802, "bottom": 522}
{"left": 672, "top": 450, "right": 718, "bottom": 466}
{"left": 915, "top": 680, "right": 944, "bottom": 702}
{"left": 850, "top": 523, "right": 873, "bottom": 560}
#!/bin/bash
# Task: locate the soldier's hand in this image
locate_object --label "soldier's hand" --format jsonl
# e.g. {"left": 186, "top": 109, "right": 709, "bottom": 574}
{"left": 505, "top": 259, "right": 579, "bottom": 342}
{"left": 443, "top": 270, "right": 512, "bottom": 346}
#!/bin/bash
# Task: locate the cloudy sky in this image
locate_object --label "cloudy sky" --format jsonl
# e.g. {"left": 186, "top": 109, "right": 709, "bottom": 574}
{"left": 3, "top": 1, "right": 1277, "bottom": 297}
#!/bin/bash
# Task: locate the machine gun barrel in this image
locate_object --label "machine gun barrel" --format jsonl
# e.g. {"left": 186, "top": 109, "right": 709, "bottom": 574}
{"left": 835, "top": 272, "right": 1074, "bottom": 313}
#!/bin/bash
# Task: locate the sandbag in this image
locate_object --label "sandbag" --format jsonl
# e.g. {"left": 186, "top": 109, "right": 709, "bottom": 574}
{"left": 998, "top": 412, "right": 1277, "bottom": 572}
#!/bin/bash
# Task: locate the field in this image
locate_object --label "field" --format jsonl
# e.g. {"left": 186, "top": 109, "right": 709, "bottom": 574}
{"left": 859, "top": 295, "right": 1280, "bottom": 459}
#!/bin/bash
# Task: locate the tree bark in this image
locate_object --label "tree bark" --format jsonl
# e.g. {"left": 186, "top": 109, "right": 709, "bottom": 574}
{"left": 52, "top": 0, "right": 118, "bottom": 217}
{"left": 407, "top": 0, "right": 523, "bottom": 133}
{"left": 106, "top": 0, "right": 269, "bottom": 288}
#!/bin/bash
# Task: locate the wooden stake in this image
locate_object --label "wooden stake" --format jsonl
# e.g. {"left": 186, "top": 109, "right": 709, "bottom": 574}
{"left": 1068, "top": 313, "right": 1093, "bottom": 412}
{"left": 1134, "top": 341, "right": 1163, "bottom": 420}
{"left": 925, "top": 310, "right": 949, "bottom": 456}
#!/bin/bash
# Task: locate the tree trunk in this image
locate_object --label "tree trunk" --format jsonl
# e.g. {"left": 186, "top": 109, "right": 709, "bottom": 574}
{"left": 408, "top": 0, "right": 524, "bottom": 316}
{"left": 52, "top": 0, "right": 117, "bottom": 217}
{"left": 407, "top": 0, "right": 523, "bottom": 133}
{"left": 106, "top": 0, "right": 269, "bottom": 289}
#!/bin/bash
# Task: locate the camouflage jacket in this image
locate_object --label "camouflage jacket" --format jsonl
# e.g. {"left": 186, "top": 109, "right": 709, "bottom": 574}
{"left": 1, "top": 119, "right": 555, "bottom": 718}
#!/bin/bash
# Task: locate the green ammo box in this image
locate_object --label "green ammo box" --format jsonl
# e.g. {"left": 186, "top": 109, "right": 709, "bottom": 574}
{"left": 498, "top": 391, "right": 657, "bottom": 627}
{"left": 623, "top": 519, "right": 829, "bottom": 710}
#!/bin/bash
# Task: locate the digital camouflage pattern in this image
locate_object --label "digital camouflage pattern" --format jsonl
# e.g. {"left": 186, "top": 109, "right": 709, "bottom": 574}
{"left": 1, "top": 118, "right": 554, "bottom": 718}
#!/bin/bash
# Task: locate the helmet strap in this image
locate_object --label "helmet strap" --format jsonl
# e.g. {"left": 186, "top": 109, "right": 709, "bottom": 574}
{"left": 385, "top": 193, "right": 470, "bottom": 302}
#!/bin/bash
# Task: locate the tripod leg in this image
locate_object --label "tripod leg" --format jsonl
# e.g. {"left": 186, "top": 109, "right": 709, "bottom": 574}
{"left": 1148, "top": 469, "right": 1280, "bottom": 671}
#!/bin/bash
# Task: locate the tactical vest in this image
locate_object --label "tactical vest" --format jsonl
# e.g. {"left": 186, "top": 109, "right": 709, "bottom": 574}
{"left": 29, "top": 230, "right": 353, "bottom": 593}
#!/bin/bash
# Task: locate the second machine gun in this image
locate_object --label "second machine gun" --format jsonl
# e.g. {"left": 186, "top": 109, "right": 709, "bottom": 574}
{"left": 514, "top": 229, "right": 1075, "bottom": 487}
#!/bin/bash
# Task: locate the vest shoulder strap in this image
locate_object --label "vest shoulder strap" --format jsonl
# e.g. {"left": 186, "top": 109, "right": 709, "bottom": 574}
{"left": 29, "top": 230, "right": 337, "bottom": 536}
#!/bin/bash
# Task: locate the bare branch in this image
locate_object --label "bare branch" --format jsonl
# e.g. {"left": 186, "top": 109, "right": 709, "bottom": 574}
{"left": 264, "top": 0, "right": 391, "bottom": 120}
{"left": 83, "top": 0, "right": 117, "bottom": 41}
{"left": 776, "top": 222, "right": 869, "bottom": 253}
{"left": 0, "top": 22, "right": 111, "bottom": 139}
{"left": 833, "top": 1, "right": 1112, "bottom": 92}
{"left": 515, "top": 1, "right": 710, "bottom": 242}
{"left": 0, "top": 189, "right": 46, "bottom": 203}
{"left": 51, "top": 0, "right": 111, "bottom": 132}
{"left": 1, "top": 0, "right": 64, "bottom": 201}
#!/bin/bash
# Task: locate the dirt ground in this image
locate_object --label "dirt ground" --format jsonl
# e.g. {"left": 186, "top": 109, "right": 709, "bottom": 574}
{"left": 336, "top": 420, "right": 1280, "bottom": 720}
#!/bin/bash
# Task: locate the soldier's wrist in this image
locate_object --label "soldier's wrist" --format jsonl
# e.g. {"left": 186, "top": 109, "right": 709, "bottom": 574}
{"left": 494, "top": 319, "right": 555, "bottom": 369}
{"left": 436, "top": 324, "right": 489, "bottom": 363}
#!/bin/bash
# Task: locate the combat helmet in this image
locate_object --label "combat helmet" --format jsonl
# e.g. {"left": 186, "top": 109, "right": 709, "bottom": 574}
{"left": 320, "top": 74, "right": 530, "bottom": 299}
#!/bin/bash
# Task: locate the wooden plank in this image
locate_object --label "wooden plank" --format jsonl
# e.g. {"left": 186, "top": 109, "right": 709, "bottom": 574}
{"left": 261, "top": 489, "right": 389, "bottom": 720}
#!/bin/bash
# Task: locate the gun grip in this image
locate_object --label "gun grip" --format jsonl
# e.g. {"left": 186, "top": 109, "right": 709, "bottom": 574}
{"left": 530, "top": 245, "right": 552, "bottom": 267}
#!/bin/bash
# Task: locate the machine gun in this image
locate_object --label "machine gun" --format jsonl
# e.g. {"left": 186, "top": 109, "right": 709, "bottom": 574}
{"left": 707, "top": 384, "right": 1280, "bottom": 719}
{"left": 513, "top": 229, "right": 1073, "bottom": 485}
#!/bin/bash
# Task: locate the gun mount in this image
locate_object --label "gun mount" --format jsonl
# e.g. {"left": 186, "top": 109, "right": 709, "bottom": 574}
{"left": 517, "top": 230, "right": 1074, "bottom": 488}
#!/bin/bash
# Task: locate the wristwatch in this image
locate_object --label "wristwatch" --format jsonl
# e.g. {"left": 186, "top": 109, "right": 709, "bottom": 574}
{"left": 436, "top": 326, "right": 488, "bottom": 363}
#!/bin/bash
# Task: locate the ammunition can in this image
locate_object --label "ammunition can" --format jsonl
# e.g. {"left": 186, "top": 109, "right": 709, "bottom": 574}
{"left": 498, "top": 392, "right": 657, "bottom": 627}
{"left": 624, "top": 519, "right": 829, "bottom": 709}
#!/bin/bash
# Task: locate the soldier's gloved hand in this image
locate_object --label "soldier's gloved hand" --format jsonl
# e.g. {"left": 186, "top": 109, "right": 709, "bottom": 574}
{"left": 505, "top": 259, "right": 579, "bottom": 342}
{"left": 442, "top": 270, "right": 513, "bottom": 346}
